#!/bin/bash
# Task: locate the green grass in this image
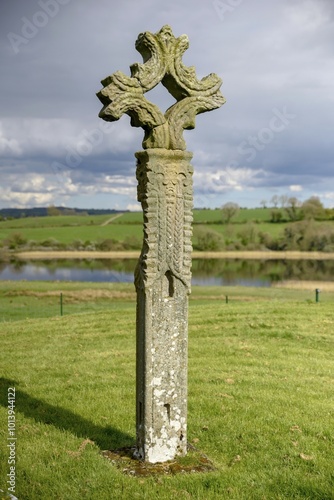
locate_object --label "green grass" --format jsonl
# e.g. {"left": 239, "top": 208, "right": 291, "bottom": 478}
{"left": 2, "top": 209, "right": 334, "bottom": 251}
{"left": 0, "top": 281, "right": 136, "bottom": 321}
{"left": 0, "top": 214, "right": 114, "bottom": 229}
{"left": 0, "top": 224, "right": 143, "bottom": 245}
{"left": 194, "top": 221, "right": 286, "bottom": 239}
{"left": 192, "top": 208, "right": 273, "bottom": 224}
{"left": 112, "top": 212, "right": 142, "bottom": 224}
{"left": 0, "top": 282, "right": 333, "bottom": 499}
{"left": 97, "top": 208, "right": 273, "bottom": 225}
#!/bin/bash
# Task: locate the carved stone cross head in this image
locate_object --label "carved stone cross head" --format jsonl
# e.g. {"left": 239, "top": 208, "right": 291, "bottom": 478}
{"left": 97, "top": 25, "right": 225, "bottom": 151}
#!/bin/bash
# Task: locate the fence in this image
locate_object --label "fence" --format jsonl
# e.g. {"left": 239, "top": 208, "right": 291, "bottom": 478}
{"left": 0, "top": 291, "right": 136, "bottom": 322}
{"left": 1, "top": 288, "right": 328, "bottom": 322}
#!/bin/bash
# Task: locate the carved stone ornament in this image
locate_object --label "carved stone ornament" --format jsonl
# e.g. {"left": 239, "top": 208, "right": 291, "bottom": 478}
{"left": 97, "top": 26, "right": 225, "bottom": 464}
{"left": 97, "top": 25, "right": 225, "bottom": 150}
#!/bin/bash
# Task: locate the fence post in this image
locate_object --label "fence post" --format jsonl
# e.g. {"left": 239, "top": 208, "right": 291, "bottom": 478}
{"left": 60, "top": 292, "right": 63, "bottom": 316}
{"left": 315, "top": 288, "right": 320, "bottom": 303}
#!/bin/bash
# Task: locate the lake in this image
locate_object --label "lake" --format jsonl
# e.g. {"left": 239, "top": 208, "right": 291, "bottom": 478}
{"left": 1, "top": 258, "right": 334, "bottom": 287}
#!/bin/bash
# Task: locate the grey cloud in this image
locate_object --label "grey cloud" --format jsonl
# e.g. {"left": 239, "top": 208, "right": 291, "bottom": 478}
{"left": 1, "top": 0, "right": 333, "bottom": 208}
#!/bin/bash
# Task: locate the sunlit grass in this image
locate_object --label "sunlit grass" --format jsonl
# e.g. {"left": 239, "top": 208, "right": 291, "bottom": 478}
{"left": 0, "top": 284, "right": 333, "bottom": 499}
{"left": 0, "top": 224, "right": 143, "bottom": 245}
{"left": 2, "top": 209, "right": 334, "bottom": 253}
{"left": 0, "top": 214, "right": 113, "bottom": 229}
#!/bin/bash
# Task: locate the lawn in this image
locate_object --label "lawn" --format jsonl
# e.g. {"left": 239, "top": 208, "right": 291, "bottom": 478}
{"left": 0, "top": 282, "right": 333, "bottom": 499}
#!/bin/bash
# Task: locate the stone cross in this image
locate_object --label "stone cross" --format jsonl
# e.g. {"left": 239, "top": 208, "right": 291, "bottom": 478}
{"left": 97, "top": 25, "right": 225, "bottom": 463}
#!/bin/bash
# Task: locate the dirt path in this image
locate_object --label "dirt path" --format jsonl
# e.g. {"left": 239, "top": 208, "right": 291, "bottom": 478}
{"left": 100, "top": 213, "right": 124, "bottom": 226}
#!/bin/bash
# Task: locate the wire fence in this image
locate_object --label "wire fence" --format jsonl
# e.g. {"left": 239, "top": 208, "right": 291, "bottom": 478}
{"left": 1, "top": 287, "right": 329, "bottom": 322}
{"left": 0, "top": 291, "right": 135, "bottom": 322}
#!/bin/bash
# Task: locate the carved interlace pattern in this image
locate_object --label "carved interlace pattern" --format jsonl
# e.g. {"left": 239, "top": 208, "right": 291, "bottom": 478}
{"left": 97, "top": 25, "right": 225, "bottom": 150}
{"left": 135, "top": 150, "right": 193, "bottom": 291}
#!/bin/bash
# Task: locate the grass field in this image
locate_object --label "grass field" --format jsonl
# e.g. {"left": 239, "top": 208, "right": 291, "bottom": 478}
{"left": 196, "top": 221, "right": 286, "bottom": 241}
{"left": 0, "top": 209, "right": 287, "bottom": 250}
{"left": 0, "top": 214, "right": 115, "bottom": 229}
{"left": 0, "top": 223, "right": 143, "bottom": 246}
{"left": 0, "top": 208, "right": 272, "bottom": 228}
{"left": 0, "top": 282, "right": 333, "bottom": 499}
{"left": 2, "top": 209, "right": 334, "bottom": 253}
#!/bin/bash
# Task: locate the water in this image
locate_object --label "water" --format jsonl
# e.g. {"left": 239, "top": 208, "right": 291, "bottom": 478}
{"left": 0, "top": 262, "right": 134, "bottom": 283}
{"left": 1, "top": 258, "right": 333, "bottom": 287}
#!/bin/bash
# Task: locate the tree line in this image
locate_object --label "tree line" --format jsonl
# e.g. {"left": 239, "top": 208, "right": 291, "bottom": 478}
{"left": 221, "top": 196, "right": 331, "bottom": 224}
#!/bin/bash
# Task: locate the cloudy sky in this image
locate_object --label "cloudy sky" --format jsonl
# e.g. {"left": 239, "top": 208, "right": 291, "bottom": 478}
{"left": 1, "top": 0, "right": 333, "bottom": 210}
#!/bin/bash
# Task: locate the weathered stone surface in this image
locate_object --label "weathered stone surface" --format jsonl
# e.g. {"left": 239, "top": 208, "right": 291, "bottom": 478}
{"left": 97, "top": 25, "right": 225, "bottom": 463}
{"left": 97, "top": 25, "right": 225, "bottom": 150}
{"left": 134, "top": 149, "right": 192, "bottom": 462}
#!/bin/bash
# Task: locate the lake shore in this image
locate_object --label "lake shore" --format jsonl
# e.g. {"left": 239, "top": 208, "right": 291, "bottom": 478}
{"left": 11, "top": 250, "right": 334, "bottom": 260}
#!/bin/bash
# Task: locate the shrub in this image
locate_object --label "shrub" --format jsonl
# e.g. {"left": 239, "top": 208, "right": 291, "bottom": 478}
{"left": 270, "top": 209, "right": 283, "bottom": 223}
{"left": 237, "top": 223, "right": 259, "bottom": 248}
{"left": 123, "top": 235, "right": 142, "bottom": 250}
{"left": 4, "top": 232, "right": 28, "bottom": 249}
{"left": 72, "top": 240, "right": 85, "bottom": 250}
{"left": 283, "top": 220, "right": 334, "bottom": 251}
{"left": 225, "top": 241, "right": 242, "bottom": 250}
{"left": 96, "top": 239, "right": 123, "bottom": 251}
{"left": 258, "top": 232, "right": 285, "bottom": 251}
{"left": 40, "top": 238, "right": 60, "bottom": 248}
{"left": 193, "top": 228, "right": 223, "bottom": 251}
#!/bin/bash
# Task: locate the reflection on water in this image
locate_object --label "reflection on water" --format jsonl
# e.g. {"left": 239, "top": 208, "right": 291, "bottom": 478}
{"left": 1, "top": 258, "right": 334, "bottom": 287}
{"left": 0, "top": 259, "right": 135, "bottom": 283}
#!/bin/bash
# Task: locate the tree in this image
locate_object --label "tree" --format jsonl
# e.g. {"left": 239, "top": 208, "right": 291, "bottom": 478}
{"left": 279, "top": 195, "right": 289, "bottom": 208}
{"left": 47, "top": 205, "right": 61, "bottom": 216}
{"left": 260, "top": 200, "right": 267, "bottom": 209}
{"left": 221, "top": 202, "right": 239, "bottom": 224}
{"left": 301, "top": 196, "right": 325, "bottom": 220}
{"left": 194, "top": 227, "right": 222, "bottom": 250}
{"left": 285, "top": 197, "right": 301, "bottom": 221}
{"left": 271, "top": 195, "right": 279, "bottom": 208}
{"left": 270, "top": 209, "right": 283, "bottom": 222}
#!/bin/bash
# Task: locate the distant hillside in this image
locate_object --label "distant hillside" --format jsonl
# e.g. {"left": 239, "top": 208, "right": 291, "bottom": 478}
{"left": 0, "top": 207, "right": 126, "bottom": 219}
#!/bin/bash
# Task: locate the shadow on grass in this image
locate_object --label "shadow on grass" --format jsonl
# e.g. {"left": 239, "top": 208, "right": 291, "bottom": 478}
{"left": 0, "top": 377, "right": 133, "bottom": 450}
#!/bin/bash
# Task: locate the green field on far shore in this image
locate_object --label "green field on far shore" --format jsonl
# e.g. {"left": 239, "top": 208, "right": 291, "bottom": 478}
{"left": 2, "top": 208, "right": 334, "bottom": 253}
